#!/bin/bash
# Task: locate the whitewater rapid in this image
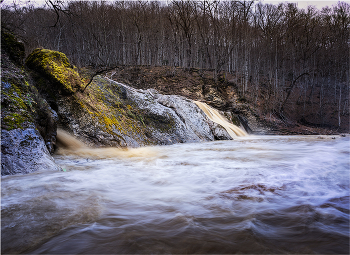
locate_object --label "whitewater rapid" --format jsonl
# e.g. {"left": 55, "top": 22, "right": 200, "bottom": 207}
{"left": 2, "top": 135, "right": 349, "bottom": 254}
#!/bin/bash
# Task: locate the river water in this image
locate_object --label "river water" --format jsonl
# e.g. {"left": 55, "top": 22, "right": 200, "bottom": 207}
{"left": 2, "top": 135, "right": 349, "bottom": 254}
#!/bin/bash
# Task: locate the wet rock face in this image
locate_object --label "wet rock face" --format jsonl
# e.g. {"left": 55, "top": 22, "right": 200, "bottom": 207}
{"left": 22, "top": 48, "right": 236, "bottom": 149}
{"left": 118, "top": 84, "right": 209, "bottom": 145}
{"left": 1, "top": 35, "right": 60, "bottom": 175}
{"left": 153, "top": 91, "right": 231, "bottom": 141}
{"left": 1, "top": 128, "right": 61, "bottom": 176}
{"left": 57, "top": 77, "right": 233, "bottom": 147}
{"left": 35, "top": 106, "right": 58, "bottom": 153}
{"left": 1, "top": 51, "right": 59, "bottom": 154}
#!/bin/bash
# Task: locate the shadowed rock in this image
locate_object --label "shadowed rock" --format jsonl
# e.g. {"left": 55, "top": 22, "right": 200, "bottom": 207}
{"left": 1, "top": 128, "right": 61, "bottom": 175}
{"left": 1, "top": 35, "right": 60, "bottom": 175}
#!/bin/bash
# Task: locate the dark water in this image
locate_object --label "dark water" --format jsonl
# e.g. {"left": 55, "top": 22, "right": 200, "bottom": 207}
{"left": 2, "top": 136, "right": 349, "bottom": 254}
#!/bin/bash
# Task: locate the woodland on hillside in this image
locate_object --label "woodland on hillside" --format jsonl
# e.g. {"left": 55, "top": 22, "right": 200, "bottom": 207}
{"left": 1, "top": 0, "right": 349, "bottom": 132}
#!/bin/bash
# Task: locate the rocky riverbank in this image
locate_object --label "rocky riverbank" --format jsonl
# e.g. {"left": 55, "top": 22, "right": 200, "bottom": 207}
{"left": 1, "top": 32, "right": 345, "bottom": 176}
{"left": 1, "top": 33, "right": 246, "bottom": 176}
{"left": 108, "top": 65, "right": 346, "bottom": 135}
{"left": 1, "top": 32, "right": 60, "bottom": 175}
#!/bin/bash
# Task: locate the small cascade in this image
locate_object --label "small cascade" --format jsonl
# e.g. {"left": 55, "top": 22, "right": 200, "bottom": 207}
{"left": 56, "top": 129, "right": 86, "bottom": 149}
{"left": 56, "top": 129, "right": 157, "bottom": 158}
{"left": 194, "top": 101, "right": 247, "bottom": 138}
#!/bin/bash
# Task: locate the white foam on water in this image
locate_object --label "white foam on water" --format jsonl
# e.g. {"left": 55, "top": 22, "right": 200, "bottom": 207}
{"left": 2, "top": 135, "right": 349, "bottom": 254}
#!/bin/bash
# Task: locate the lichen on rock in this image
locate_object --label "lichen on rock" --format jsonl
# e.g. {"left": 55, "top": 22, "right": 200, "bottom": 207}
{"left": 1, "top": 80, "right": 33, "bottom": 130}
{"left": 61, "top": 76, "right": 234, "bottom": 147}
{"left": 25, "top": 48, "right": 82, "bottom": 95}
{"left": 1, "top": 34, "right": 60, "bottom": 175}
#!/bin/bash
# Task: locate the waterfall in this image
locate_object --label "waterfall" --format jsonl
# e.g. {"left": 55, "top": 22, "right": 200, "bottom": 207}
{"left": 194, "top": 101, "right": 247, "bottom": 138}
{"left": 55, "top": 99, "right": 247, "bottom": 156}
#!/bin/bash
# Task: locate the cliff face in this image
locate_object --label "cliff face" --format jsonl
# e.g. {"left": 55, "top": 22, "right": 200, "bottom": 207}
{"left": 1, "top": 32, "right": 60, "bottom": 175}
{"left": 2, "top": 39, "right": 246, "bottom": 175}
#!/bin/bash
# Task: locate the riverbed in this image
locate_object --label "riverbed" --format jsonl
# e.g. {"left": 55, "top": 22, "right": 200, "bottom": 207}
{"left": 2, "top": 135, "right": 349, "bottom": 254}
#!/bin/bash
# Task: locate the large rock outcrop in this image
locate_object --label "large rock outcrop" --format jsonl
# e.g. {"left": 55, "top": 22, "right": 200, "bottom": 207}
{"left": 55, "top": 77, "right": 234, "bottom": 147}
{"left": 1, "top": 33, "right": 61, "bottom": 175}
{"left": 2, "top": 45, "right": 246, "bottom": 176}
{"left": 25, "top": 48, "right": 238, "bottom": 148}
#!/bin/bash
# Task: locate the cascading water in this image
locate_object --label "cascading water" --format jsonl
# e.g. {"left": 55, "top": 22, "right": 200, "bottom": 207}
{"left": 194, "top": 101, "right": 247, "bottom": 137}
{"left": 1, "top": 131, "right": 349, "bottom": 254}
{"left": 56, "top": 129, "right": 157, "bottom": 158}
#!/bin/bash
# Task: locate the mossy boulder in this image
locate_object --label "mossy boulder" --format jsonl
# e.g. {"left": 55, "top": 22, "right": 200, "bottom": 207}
{"left": 1, "top": 39, "right": 61, "bottom": 175}
{"left": 1, "top": 31, "right": 25, "bottom": 66}
{"left": 25, "top": 49, "right": 82, "bottom": 95}
{"left": 55, "top": 75, "right": 233, "bottom": 147}
{"left": 1, "top": 51, "right": 58, "bottom": 153}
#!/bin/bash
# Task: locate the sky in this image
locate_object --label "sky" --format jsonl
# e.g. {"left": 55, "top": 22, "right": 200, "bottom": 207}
{"left": 261, "top": 0, "right": 346, "bottom": 10}
{"left": 2, "top": 0, "right": 349, "bottom": 10}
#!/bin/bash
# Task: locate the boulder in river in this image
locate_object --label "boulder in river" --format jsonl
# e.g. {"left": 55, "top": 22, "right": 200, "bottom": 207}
{"left": 52, "top": 76, "right": 235, "bottom": 147}
{"left": 1, "top": 128, "right": 61, "bottom": 175}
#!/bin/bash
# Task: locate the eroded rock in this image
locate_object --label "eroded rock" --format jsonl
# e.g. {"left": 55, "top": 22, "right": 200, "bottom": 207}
{"left": 57, "top": 77, "right": 234, "bottom": 147}
{"left": 1, "top": 128, "right": 61, "bottom": 176}
{"left": 1, "top": 35, "right": 60, "bottom": 175}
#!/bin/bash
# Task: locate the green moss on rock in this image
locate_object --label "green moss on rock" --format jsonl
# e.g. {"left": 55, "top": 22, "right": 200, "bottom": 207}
{"left": 3, "top": 113, "right": 27, "bottom": 130}
{"left": 25, "top": 49, "right": 82, "bottom": 94}
{"left": 1, "top": 80, "right": 35, "bottom": 130}
{"left": 63, "top": 75, "right": 157, "bottom": 145}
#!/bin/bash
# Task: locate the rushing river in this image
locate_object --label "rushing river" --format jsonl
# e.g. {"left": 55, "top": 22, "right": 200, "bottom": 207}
{"left": 2, "top": 135, "right": 349, "bottom": 254}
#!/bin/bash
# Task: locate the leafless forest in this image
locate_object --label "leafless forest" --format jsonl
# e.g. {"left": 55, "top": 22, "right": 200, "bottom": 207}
{"left": 2, "top": 0, "right": 349, "bottom": 131}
